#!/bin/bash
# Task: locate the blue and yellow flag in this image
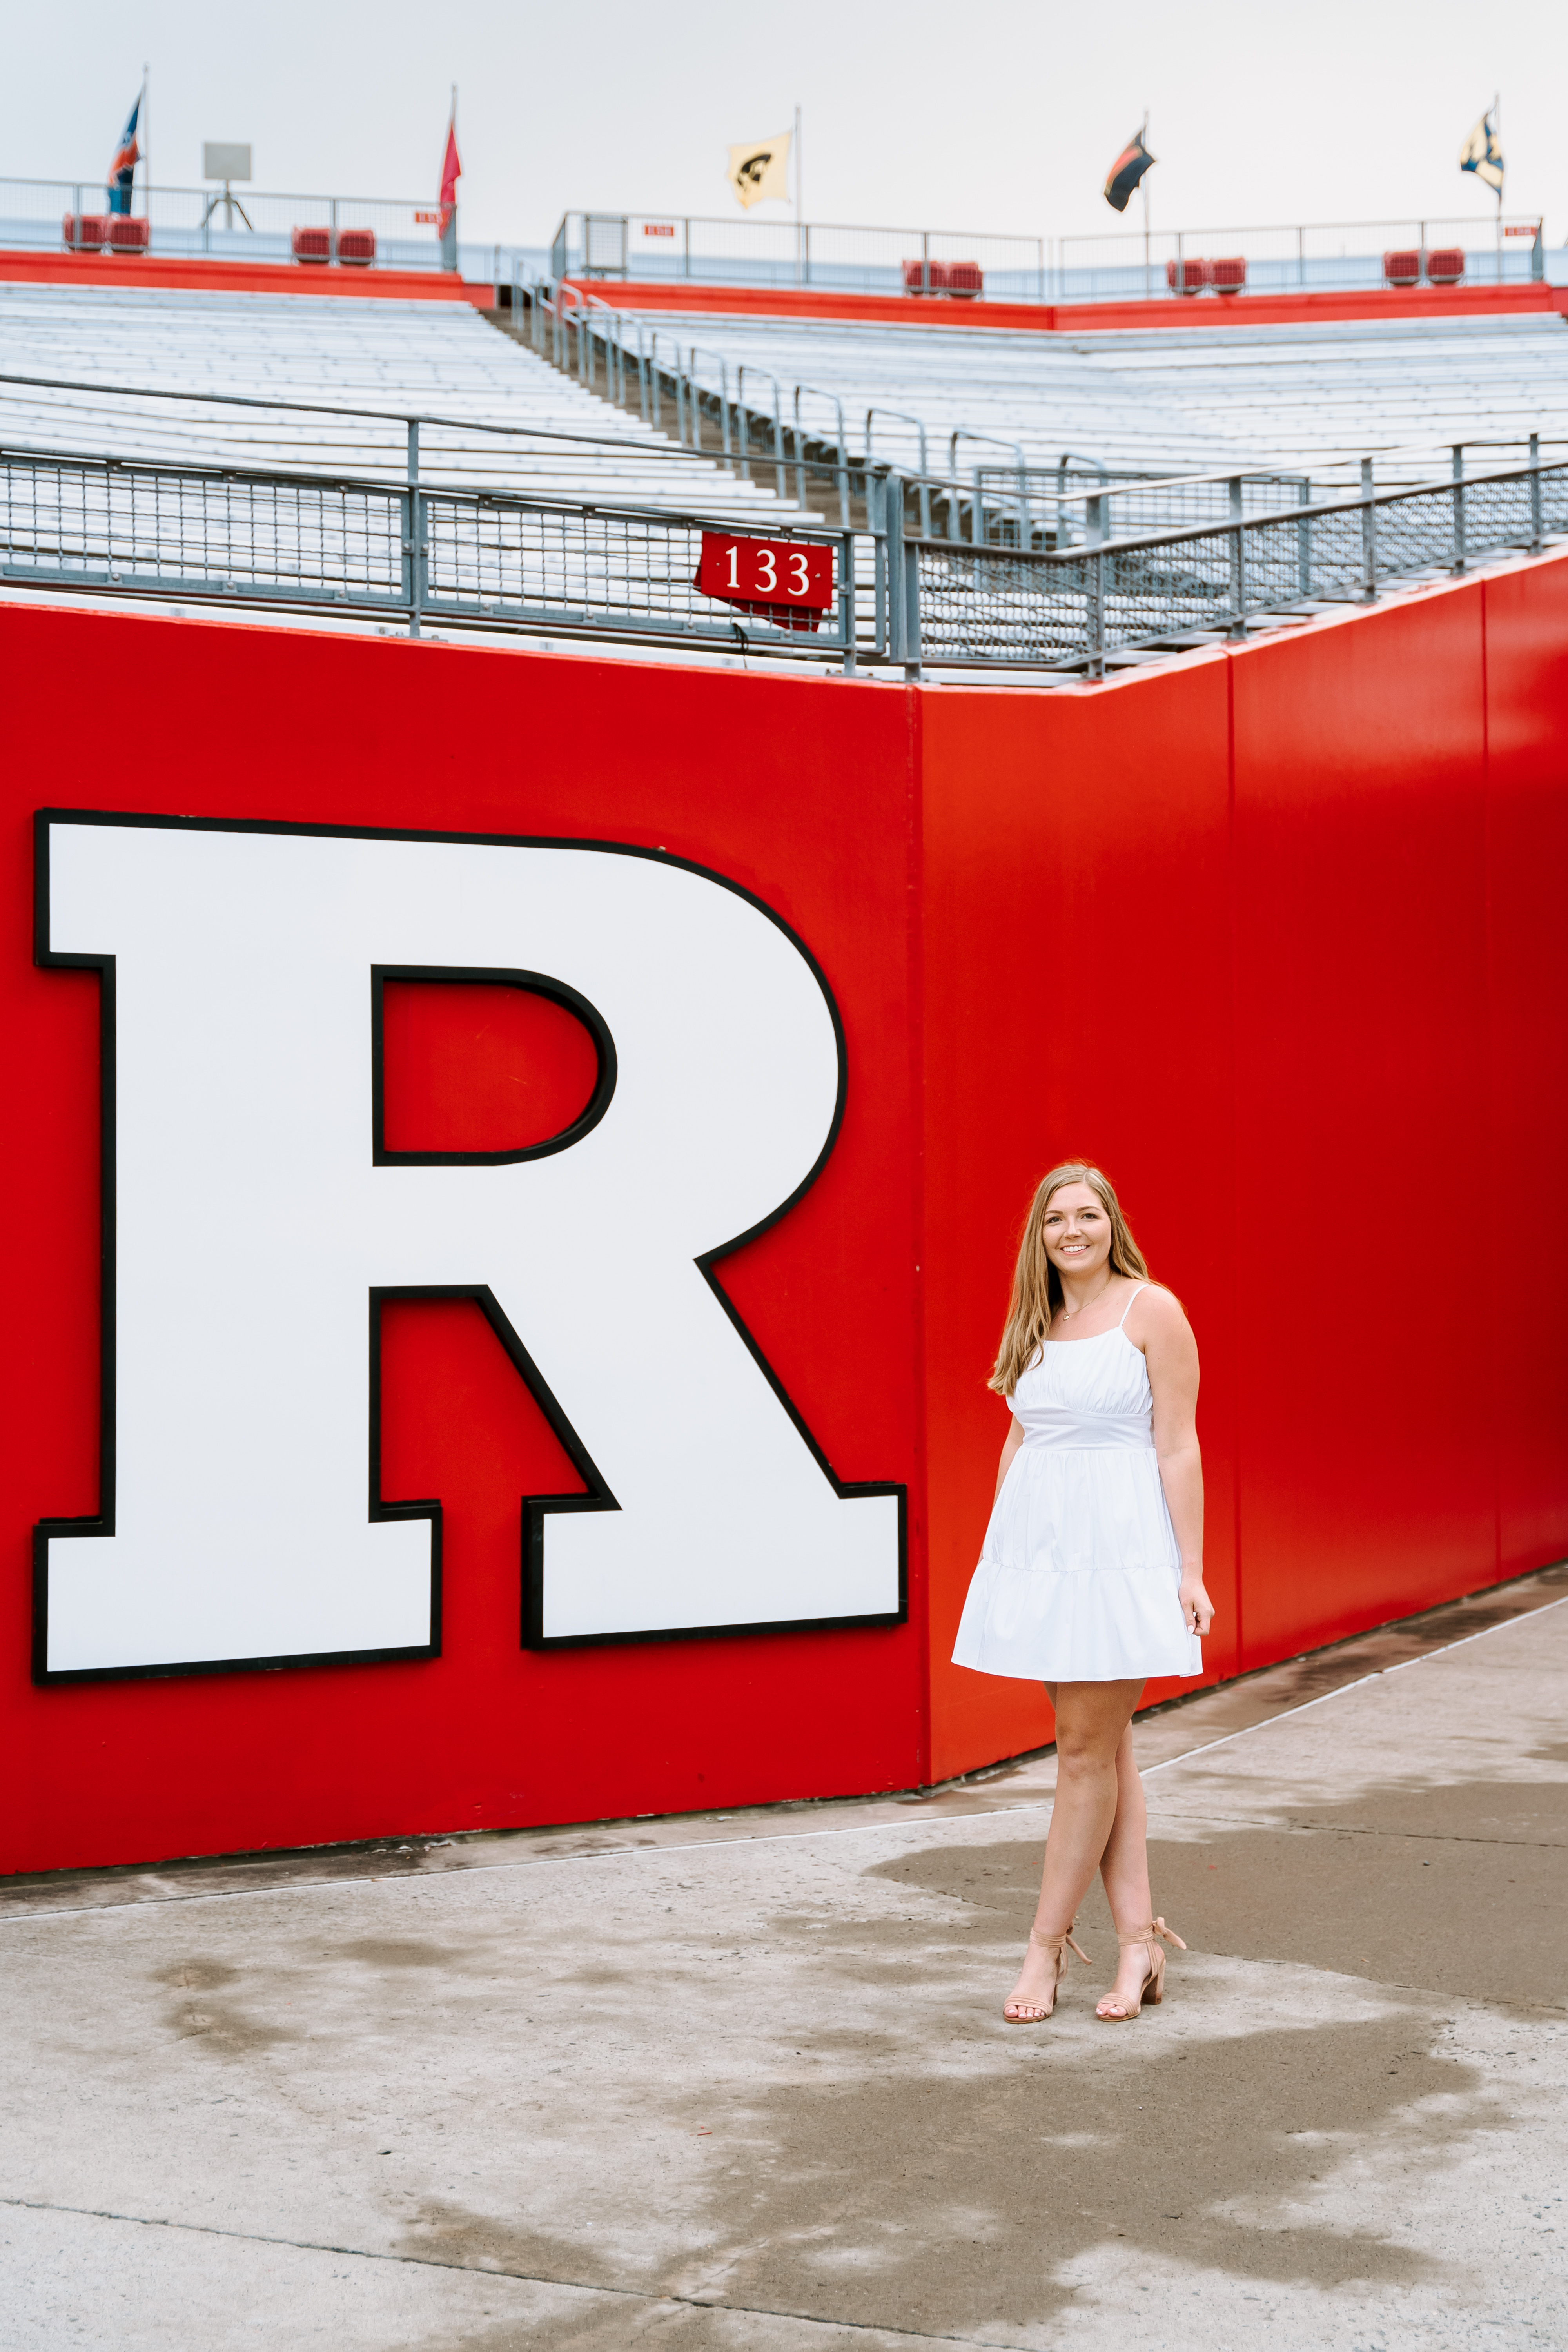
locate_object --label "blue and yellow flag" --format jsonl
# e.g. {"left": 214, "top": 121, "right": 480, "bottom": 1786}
{"left": 1459, "top": 109, "right": 1503, "bottom": 197}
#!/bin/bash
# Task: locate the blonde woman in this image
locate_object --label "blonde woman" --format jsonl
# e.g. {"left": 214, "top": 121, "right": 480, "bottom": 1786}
{"left": 952, "top": 1162, "right": 1214, "bottom": 2024}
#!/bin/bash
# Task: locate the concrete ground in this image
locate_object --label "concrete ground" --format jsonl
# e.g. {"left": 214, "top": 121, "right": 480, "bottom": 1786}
{"left": 3, "top": 1568, "right": 1566, "bottom": 2352}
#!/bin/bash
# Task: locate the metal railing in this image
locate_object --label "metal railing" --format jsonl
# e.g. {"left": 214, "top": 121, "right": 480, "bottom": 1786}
{"left": 0, "top": 361, "right": 1562, "bottom": 677}
{"left": 0, "top": 172, "right": 549, "bottom": 289}
{"left": 893, "top": 443, "right": 1565, "bottom": 673}
{"left": 1057, "top": 212, "right": 1549, "bottom": 303}
{"left": 551, "top": 210, "right": 1047, "bottom": 301}
{"left": 553, "top": 207, "right": 1553, "bottom": 306}
{"left": 0, "top": 441, "right": 858, "bottom": 656}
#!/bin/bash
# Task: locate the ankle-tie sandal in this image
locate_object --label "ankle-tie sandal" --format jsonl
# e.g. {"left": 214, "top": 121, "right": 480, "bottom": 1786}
{"left": 1096, "top": 1916, "right": 1187, "bottom": 2022}
{"left": 1003, "top": 1923, "right": 1091, "bottom": 2024}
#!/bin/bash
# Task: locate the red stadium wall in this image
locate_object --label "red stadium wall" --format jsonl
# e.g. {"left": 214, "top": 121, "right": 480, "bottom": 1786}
{"left": 3, "top": 559, "right": 1565, "bottom": 1873}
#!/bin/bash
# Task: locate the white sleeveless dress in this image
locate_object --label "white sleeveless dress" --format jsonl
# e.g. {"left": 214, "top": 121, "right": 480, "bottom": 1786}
{"left": 952, "top": 1284, "right": 1202, "bottom": 1682}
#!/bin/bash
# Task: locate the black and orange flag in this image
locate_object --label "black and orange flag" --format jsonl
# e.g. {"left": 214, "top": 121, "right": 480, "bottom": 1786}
{"left": 1103, "top": 128, "right": 1155, "bottom": 213}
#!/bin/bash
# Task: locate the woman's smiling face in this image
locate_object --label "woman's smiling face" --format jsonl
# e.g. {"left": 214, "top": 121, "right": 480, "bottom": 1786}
{"left": 1040, "top": 1182, "right": 1113, "bottom": 1281}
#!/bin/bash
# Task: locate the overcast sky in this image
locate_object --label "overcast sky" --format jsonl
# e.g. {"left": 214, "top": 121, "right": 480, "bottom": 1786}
{"left": 5, "top": 0, "right": 1559, "bottom": 254}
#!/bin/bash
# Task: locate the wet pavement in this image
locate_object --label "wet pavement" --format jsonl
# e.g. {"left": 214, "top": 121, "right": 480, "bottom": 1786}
{"left": 2, "top": 1564, "right": 1565, "bottom": 2349}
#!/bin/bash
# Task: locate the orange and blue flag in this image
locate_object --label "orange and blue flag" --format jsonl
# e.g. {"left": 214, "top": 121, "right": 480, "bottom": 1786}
{"left": 107, "top": 93, "right": 141, "bottom": 215}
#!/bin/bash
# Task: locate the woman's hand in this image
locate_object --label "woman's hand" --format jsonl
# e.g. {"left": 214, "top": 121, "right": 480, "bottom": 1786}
{"left": 1178, "top": 1570, "right": 1215, "bottom": 1637}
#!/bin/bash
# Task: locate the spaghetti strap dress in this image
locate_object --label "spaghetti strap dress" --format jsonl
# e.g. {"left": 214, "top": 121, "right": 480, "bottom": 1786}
{"left": 951, "top": 1283, "right": 1203, "bottom": 1683}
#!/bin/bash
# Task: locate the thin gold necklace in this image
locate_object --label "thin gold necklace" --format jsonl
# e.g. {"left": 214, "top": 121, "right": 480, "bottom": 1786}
{"left": 1058, "top": 1273, "right": 1113, "bottom": 1324}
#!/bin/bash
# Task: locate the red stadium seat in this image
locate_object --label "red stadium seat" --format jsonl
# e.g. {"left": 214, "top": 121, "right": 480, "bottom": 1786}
{"left": 1210, "top": 256, "right": 1247, "bottom": 293}
{"left": 1383, "top": 248, "right": 1422, "bottom": 287}
{"left": 336, "top": 228, "right": 376, "bottom": 266}
{"left": 108, "top": 216, "right": 149, "bottom": 254}
{"left": 1426, "top": 246, "right": 1465, "bottom": 285}
{"left": 1166, "top": 256, "right": 1210, "bottom": 294}
{"left": 902, "top": 258, "right": 936, "bottom": 295}
{"left": 292, "top": 225, "right": 332, "bottom": 264}
{"left": 942, "top": 261, "right": 984, "bottom": 298}
{"left": 62, "top": 214, "right": 113, "bottom": 252}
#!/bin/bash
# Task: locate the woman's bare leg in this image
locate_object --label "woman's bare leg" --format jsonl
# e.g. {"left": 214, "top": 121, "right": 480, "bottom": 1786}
{"left": 1095, "top": 1722, "right": 1157, "bottom": 2018}
{"left": 1005, "top": 1679, "right": 1143, "bottom": 2019}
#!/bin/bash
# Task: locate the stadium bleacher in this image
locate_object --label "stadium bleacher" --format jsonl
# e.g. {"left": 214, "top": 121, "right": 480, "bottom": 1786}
{"left": 0, "top": 282, "right": 813, "bottom": 524}
{"left": 633, "top": 304, "right": 1568, "bottom": 485}
{"left": 4, "top": 266, "right": 1568, "bottom": 673}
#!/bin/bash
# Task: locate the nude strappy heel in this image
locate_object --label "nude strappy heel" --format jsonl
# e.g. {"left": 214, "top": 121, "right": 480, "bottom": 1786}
{"left": 1096, "top": 1917, "right": 1187, "bottom": 2022}
{"left": 1003, "top": 1924, "right": 1091, "bottom": 2024}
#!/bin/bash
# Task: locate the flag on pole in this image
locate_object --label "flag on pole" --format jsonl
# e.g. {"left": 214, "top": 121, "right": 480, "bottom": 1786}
{"left": 727, "top": 132, "right": 791, "bottom": 210}
{"left": 1103, "top": 128, "right": 1155, "bottom": 214}
{"left": 1459, "top": 109, "right": 1504, "bottom": 196}
{"left": 107, "top": 92, "right": 141, "bottom": 216}
{"left": 438, "top": 115, "right": 462, "bottom": 237}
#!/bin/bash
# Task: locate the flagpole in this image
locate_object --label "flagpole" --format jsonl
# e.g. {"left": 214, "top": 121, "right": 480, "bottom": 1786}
{"left": 795, "top": 103, "right": 802, "bottom": 288}
{"left": 1141, "top": 110, "right": 1151, "bottom": 299}
{"left": 140, "top": 65, "right": 149, "bottom": 222}
{"left": 1495, "top": 91, "right": 1502, "bottom": 282}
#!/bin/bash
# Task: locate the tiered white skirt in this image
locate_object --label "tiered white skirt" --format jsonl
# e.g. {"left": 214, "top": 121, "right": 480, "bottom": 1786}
{"left": 952, "top": 1442, "right": 1202, "bottom": 1682}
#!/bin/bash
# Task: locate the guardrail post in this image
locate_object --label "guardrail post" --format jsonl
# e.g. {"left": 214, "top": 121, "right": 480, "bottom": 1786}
{"left": 1227, "top": 474, "right": 1247, "bottom": 637}
{"left": 885, "top": 479, "right": 906, "bottom": 664}
{"left": 1297, "top": 476, "right": 1312, "bottom": 598}
{"left": 885, "top": 479, "right": 921, "bottom": 678}
{"left": 1361, "top": 456, "right": 1378, "bottom": 602}
{"left": 1086, "top": 493, "right": 1105, "bottom": 676}
{"left": 406, "top": 419, "right": 423, "bottom": 640}
{"left": 838, "top": 530, "right": 857, "bottom": 677}
{"left": 1530, "top": 430, "right": 1543, "bottom": 552}
{"left": 871, "top": 473, "right": 889, "bottom": 653}
{"left": 1450, "top": 445, "right": 1466, "bottom": 574}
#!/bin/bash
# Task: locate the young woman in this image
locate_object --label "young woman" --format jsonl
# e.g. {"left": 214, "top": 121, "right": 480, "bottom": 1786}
{"left": 952, "top": 1161, "right": 1214, "bottom": 2024}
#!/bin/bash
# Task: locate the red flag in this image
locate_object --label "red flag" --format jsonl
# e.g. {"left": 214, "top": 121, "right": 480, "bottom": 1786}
{"left": 438, "top": 118, "right": 461, "bottom": 237}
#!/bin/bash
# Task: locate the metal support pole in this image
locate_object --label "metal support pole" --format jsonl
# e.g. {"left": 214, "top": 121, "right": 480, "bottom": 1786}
{"left": 406, "top": 420, "right": 423, "bottom": 639}
{"left": 839, "top": 531, "right": 857, "bottom": 676}
{"left": 904, "top": 534, "right": 922, "bottom": 681}
{"left": 1088, "top": 546, "right": 1105, "bottom": 678}
{"left": 1361, "top": 456, "right": 1378, "bottom": 601}
{"left": 871, "top": 473, "right": 889, "bottom": 654}
{"left": 1228, "top": 474, "right": 1247, "bottom": 637}
{"left": 1451, "top": 444, "right": 1466, "bottom": 574}
{"left": 330, "top": 197, "right": 338, "bottom": 265}
{"left": 1297, "top": 477, "right": 1312, "bottom": 599}
{"left": 1530, "top": 430, "right": 1543, "bottom": 552}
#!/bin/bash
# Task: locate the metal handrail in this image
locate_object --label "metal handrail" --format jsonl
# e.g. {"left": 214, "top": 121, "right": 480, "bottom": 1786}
{"left": 0, "top": 367, "right": 693, "bottom": 462}
{"left": 905, "top": 451, "right": 1549, "bottom": 563}
{"left": 948, "top": 427, "right": 1029, "bottom": 547}
{"left": 793, "top": 384, "right": 850, "bottom": 525}
{"left": 0, "top": 437, "right": 864, "bottom": 659}
{"left": 864, "top": 408, "right": 932, "bottom": 538}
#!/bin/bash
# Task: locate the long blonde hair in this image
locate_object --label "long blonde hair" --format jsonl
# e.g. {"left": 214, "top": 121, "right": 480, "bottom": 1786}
{"left": 988, "top": 1161, "right": 1151, "bottom": 1396}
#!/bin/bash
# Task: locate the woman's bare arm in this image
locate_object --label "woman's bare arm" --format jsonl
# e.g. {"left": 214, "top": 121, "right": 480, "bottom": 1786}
{"left": 993, "top": 1414, "right": 1023, "bottom": 1504}
{"left": 1135, "top": 1289, "right": 1215, "bottom": 1637}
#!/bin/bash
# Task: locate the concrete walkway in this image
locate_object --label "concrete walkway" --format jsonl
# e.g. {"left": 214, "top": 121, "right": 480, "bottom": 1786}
{"left": 3, "top": 1568, "right": 1565, "bottom": 2350}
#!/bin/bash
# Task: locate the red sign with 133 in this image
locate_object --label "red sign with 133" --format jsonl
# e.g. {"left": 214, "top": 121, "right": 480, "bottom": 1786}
{"left": 696, "top": 534, "right": 835, "bottom": 632}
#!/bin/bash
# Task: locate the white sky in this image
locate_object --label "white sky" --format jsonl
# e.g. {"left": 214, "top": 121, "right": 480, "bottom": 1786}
{"left": 4, "top": 0, "right": 1559, "bottom": 254}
